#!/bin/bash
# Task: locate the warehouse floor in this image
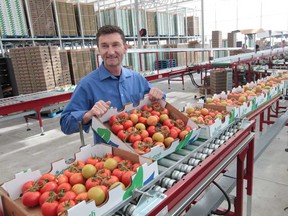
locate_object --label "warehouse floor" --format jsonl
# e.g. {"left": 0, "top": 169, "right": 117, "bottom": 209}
{"left": 0, "top": 73, "right": 288, "bottom": 216}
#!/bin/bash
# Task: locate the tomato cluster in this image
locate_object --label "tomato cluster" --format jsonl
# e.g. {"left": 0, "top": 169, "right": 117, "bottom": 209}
{"left": 184, "top": 107, "right": 230, "bottom": 125}
{"left": 20, "top": 154, "right": 141, "bottom": 216}
{"left": 108, "top": 102, "right": 192, "bottom": 154}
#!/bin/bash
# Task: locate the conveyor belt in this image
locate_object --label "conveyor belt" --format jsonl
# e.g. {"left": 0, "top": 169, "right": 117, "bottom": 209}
{"left": 103, "top": 118, "right": 255, "bottom": 215}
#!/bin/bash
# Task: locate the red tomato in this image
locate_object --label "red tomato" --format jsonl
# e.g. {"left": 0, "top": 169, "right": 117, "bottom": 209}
{"left": 75, "top": 192, "right": 88, "bottom": 204}
{"left": 141, "top": 104, "right": 153, "bottom": 112}
{"left": 109, "top": 115, "right": 118, "bottom": 126}
{"left": 85, "top": 177, "right": 101, "bottom": 190}
{"left": 138, "top": 116, "right": 147, "bottom": 124}
{"left": 112, "top": 168, "right": 126, "bottom": 181}
{"left": 56, "top": 182, "right": 72, "bottom": 193}
{"left": 162, "top": 119, "right": 175, "bottom": 128}
{"left": 21, "top": 180, "right": 38, "bottom": 193}
{"left": 132, "top": 163, "right": 141, "bottom": 172}
{"left": 41, "top": 201, "right": 59, "bottom": 216}
{"left": 104, "top": 175, "right": 119, "bottom": 187}
{"left": 40, "top": 181, "right": 58, "bottom": 194}
{"left": 40, "top": 173, "right": 56, "bottom": 182}
{"left": 71, "top": 160, "right": 85, "bottom": 169}
{"left": 122, "top": 119, "right": 133, "bottom": 130}
{"left": 147, "top": 125, "right": 156, "bottom": 136}
{"left": 39, "top": 191, "right": 57, "bottom": 206}
{"left": 111, "top": 123, "right": 124, "bottom": 134}
{"left": 57, "top": 175, "right": 69, "bottom": 185}
{"left": 95, "top": 161, "right": 104, "bottom": 170}
{"left": 134, "top": 147, "right": 146, "bottom": 154}
{"left": 121, "top": 171, "right": 135, "bottom": 187}
{"left": 128, "top": 133, "right": 142, "bottom": 143}
{"left": 59, "top": 191, "right": 77, "bottom": 203}
{"left": 113, "top": 155, "right": 122, "bottom": 163}
{"left": 22, "top": 191, "right": 41, "bottom": 207}
{"left": 85, "top": 156, "right": 99, "bottom": 165}
{"left": 130, "top": 109, "right": 142, "bottom": 117}
{"left": 57, "top": 200, "right": 76, "bottom": 215}
{"left": 169, "top": 128, "right": 179, "bottom": 139}
{"left": 160, "top": 125, "right": 170, "bottom": 138}
{"left": 118, "top": 159, "right": 132, "bottom": 169}
{"left": 117, "top": 112, "right": 129, "bottom": 120}
{"left": 139, "top": 129, "right": 149, "bottom": 140}
{"left": 69, "top": 173, "right": 85, "bottom": 186}
{"left": 97, "top": 168, "right": 111, "bottom": 178}
{"left": 117, "top": 129, "right": 128, "bottom": 141}
{"left": 142, "top": 137, "right": 153, "bottom": 144}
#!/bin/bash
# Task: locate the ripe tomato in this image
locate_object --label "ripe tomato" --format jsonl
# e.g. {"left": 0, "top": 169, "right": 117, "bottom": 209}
{"left": 21, "top": 180, "right": 38, "bottom": 193}
{"left": 130, "top": 109, "right": 142, "bottom": 117}
{"left": 57, "top": 200, "right": 76, "bottom": 215}
{"left": 122, "top": 119, "right": 134, "bottom": 129}
{"left": 69, "top": 173, "right": 85, "bottom": 186}
{"left": 71, "top": 160, "right": 85, "bottom": 169}
{"left": 57, "top": 175, "right": 69, "bottom": 185}
{"left": 162, "top": 119, "right": 175, "bottom": 128}
{"left": 175, "top": 119, "right": 185, "bottom": 130}
{"left": 146, "top": 115, "right": 158, "bottom": 126}
{"left": 139, "top": 129, "right": 149, "bottom": 140}
{"left": 56, "top": 182, "right": 72, "bottom": 193}
{"left": 147, "top": 125, "right": 156, "bottom": 136}
{"left": 75, "top": 192, "right": 88, "bottom": 204}
{"left": 111, "top": 123, "right": 124, "bottom": 134}
{"left": 112, "top": 168, "right": 126, "bottom": 181}
{"left": 117, "top": 112, "right": 129, "bottom": 120}
{"left": 40, "top": 173, "right": 56, "bottom": 182}
{"left": 95, "top": 161, "right": 104, "bottom": 170}
{"left": 117, "top": 129, "right": 128, "bottom": 141}
{"left": 85, "top": 177, "right": 101, "bottom": 190}
{"left": 169, "top": 128, "right": 179, "bottom": 139}
{"left": 41, "top": 201, "right": 59, "bottom": 216}
{"left": 134, "top": 147, "right": 146, "bottom": 155}
{"left": 118, "top": 159, "right": 132, "bottom": 169}
{"left": 58, "top": 191, "right": 77, "bottom": 203}
{"left": 121, "top": 171, "right": 135, "bottom": 187}
{"left": 132, "top": 163, "right": 141, "bottom": 172}
{"left": 97, "top": 168, "right": 111, "bottom": 178}
{"left": 109, "top": 115, "right": 118, "bottom": 126}
{"left": 39, "top": 191, "right": 57, "bottom": 206}
{"left": 40, "top": 181, "right": 58, "bottom": 194}
{"left": 85, "top": 156, "right": 99, "bottom": 165}
{"left": 128, "top": 133, "right": 142, "bottom": 143}
{"left": 138, "top": 116, "right": 147, "bottom": 124}
{"left": 113, "top": 155, "right": 122, "bottom": 162}
{"left": 154, "top": 141, "right": 166, "bottom": 149}
{"left": 141, "top": 104, "right": 152, "bottom": 112}
{"left": 160, "top": 125, "right": 170, "bottom": 138}
{"left": 151, "top": 110, "right": 160, "bottom": 116}
{"left": 104, "top": 175, "right": 119, "bottom": 187}
{"left": 22, "top": 191, "right": 41, "bottom": 207}
{"left": 142, "top": 137, "right": 153, "bottom": 144}
{"left": 179, "top": 130, "right": 189, "bottom": 140}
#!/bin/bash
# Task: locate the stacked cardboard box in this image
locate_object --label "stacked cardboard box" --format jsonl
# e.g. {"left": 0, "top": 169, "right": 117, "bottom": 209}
{"left": 210, "top": 68, "right": 233, "bottom": 95}
{"left": 227, "top": 32, "right": 236, "bottom": 47}
{"left": 52, "top": 48, "right": 71, "bottom": 87}
{"left": 146, "top": 11, "right": 157, "bottom": 36}
{"left": 8, "top": 48, "right": 32, "bottom": 94}
{"left": 67, "top": 49, "right": 92, "bottom": 84}
{"left": 54, "top": 0, "right": 78, "bottom": 37}
{"left": 212, "top": 31, "right": 222, "bottom": 48}
{"left": 185, "top": 16, "right": 200, "bottom": 36}
{"left": 26, "top": 0, "right": 56, "bottom": 37}
{"left": 89, "top": 48, "right": 98, "bottom": 70}
{"left": 74, "top": 3, "right": 97, "bottom": 36}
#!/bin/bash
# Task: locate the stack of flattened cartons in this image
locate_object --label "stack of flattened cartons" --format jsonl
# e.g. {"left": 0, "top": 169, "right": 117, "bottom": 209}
{"left": 53, "top": 0, "right": 78, "bottom": 37}
{"left": 25, "top": 0, "right": 56, "bottom": 37}
{"left": 185, "top": 16, "right": 199, "bottom": 36}
{"left": 67, "top": 49, "right": 92, "bottom": 84}
{"left": 146, "top": 11, "right": 157, "bottom": 36}
{"left": 50, "top": 48, "right": 71, "bottom": 87}
{"left": 74, "top": 3, "right": 97, "bottom": 36}
{"left": 8, "top": 48, "right": 31, "bottom": 94}
{"left": 212, "top": 30, "right": 222, "bottom": 48}
{"left": 210, "top": 68, "right": 233, "bottom": 95}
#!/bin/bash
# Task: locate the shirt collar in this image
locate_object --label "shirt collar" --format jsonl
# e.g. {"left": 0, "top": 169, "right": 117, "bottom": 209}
{"left": 98, "top": 63, "right": 132, "bottom": 81}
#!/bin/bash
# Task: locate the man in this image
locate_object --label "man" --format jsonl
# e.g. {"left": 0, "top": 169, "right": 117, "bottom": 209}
{"left": 60, "top": 25, "right": 165, "bottom": 144}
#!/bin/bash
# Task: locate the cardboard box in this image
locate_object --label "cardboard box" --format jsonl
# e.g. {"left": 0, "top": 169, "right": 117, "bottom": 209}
{"left": 0, "top": 144, "right": 158, "bottom": 216}
{"left": 92, "top": 97, "right": 200, "bottom": 160}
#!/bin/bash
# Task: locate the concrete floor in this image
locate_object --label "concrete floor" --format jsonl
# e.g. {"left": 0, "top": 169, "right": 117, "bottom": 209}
{"left": 0, "top": 74, "right": 288, "bottom": 215}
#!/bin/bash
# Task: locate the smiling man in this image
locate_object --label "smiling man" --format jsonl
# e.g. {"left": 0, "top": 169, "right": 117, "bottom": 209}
{"left": 60, "top": 25, "right": 165, "bottom": 144}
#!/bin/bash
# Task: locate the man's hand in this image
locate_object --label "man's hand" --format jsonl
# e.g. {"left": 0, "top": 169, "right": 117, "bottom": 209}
{"left": 83, "top": 100, "right": 111, "bottom": 124}
{"left": 148, "top": 88, "right": 164, "bottom": 101}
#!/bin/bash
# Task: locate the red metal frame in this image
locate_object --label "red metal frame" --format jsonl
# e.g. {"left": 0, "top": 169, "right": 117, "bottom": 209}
{"left": 0, "top": 92, "right": 73, "bottom": 134}
{"left": 147, "top": 120, "right": 255, "bottom": 216}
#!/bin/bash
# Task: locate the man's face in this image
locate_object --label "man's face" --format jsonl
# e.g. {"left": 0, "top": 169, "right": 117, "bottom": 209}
{"left": 98, "top": 33, "right": 127, "bottom": 69}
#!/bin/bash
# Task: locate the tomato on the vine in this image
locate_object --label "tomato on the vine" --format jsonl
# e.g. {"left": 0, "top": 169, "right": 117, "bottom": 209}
{"left": 121, "top": 171, "right": 135, "bottom": 187}
{"left": 41, "top": 201, "right": 59, "bottom": 216}
{"left": 22, "top": 191, "right": 41, "bottom": 207}
{"left": 57, "top": 200, "right": 76, "bottom": 215}
{"left": 40, "top": 181, "right": 58, "bottom": 194}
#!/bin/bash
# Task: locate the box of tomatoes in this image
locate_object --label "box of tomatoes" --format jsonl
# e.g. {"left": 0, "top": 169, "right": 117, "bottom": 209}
{"left": 183, "top": 102, "right": 236, "bottom": 139}
{"left": 0, "top": 144, "right": 158, "bottom": 216}
{"left": 92, "top": 96, "right": 200, "bottom": 160}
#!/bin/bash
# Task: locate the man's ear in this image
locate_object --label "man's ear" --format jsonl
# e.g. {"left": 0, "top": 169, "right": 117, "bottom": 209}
{"left": 124, "top": 44, "right": 128, "bottom": 54}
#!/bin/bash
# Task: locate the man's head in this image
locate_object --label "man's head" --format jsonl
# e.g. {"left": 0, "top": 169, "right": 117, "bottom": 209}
{"left": 96, "top": 25, "right": 128, "bottom": 75}
{"left": 96, "top": 25, "right": 126, "bottom": 47}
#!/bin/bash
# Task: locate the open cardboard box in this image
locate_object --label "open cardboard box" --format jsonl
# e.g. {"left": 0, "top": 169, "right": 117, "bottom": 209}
{"left": 185, "top": 102, "right": 236, "bottom": 139}
{"left": 92, "top": 97, "right": 200, "bottom": 160}
{"left": 0, "top": 144, "right": 158, "bottom": 216}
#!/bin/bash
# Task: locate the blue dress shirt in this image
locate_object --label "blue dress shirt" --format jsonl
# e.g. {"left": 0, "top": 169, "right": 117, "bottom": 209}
{"left": 60, "top": 64, "right": 154, "bottom": 144}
